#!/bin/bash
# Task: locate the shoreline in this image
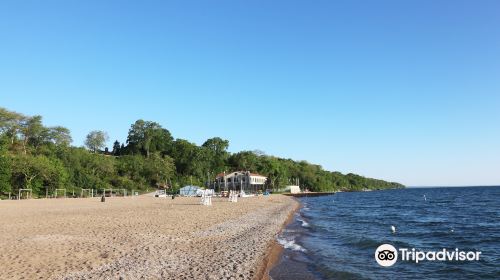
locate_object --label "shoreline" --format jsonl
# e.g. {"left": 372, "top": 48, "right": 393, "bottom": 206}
{"left": 255, "top": 197, "right": 301, "bottom": 280}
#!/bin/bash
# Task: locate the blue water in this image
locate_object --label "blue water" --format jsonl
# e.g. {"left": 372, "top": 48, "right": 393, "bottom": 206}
{"left": 271, "top": 187, "right": 500, "bottom": 280}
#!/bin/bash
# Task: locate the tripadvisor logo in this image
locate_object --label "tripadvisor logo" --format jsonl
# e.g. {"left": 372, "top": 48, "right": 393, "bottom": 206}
{"left": 375, "top": 244, "right": 482, "bottom": 267}
{"left": 375, "top": 244, "right": 398, "bottom": 267}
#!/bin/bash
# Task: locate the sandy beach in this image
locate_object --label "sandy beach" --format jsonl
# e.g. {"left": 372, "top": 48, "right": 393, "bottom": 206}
{"left": 0, "top": 195, "right": 298, "bottom": 280}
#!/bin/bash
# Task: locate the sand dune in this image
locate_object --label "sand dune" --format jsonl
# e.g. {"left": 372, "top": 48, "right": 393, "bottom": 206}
{"left": 0, "top": 195, "right": 298, "bottom": 280}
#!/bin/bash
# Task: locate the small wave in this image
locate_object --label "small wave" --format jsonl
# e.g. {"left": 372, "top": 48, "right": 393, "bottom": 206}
{"left": 349, "top": 237, "right": 381, "bottom": 249}
{"left": 297, "top": 218, "right": 310, "bottom": 227}
{"left": 277, "top": 237, "right": 307, "bottom": 252}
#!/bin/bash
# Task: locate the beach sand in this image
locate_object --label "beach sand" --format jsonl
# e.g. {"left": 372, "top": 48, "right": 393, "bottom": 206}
{"left": 0, "top": 194, "right": 298, "bottom": 280}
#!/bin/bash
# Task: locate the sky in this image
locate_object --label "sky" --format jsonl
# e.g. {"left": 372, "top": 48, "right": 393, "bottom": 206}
{"left": 1, "top": 0, "right": 499, "bottom": 186}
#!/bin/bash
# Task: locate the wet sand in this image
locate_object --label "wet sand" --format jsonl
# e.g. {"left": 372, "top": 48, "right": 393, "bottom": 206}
{"left": 255, "top": 200, "right": 300, "bottom": 280}
{"left": 0, "top": 195, "right": 298, "bottom": 280}
{"left": 269, "top": 199, "right": 319, "bottom": 280}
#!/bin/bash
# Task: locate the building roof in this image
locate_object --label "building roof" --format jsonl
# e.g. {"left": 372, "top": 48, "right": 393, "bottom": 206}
{"left": 215, "top": 171, "right": 267, "bottom": 179}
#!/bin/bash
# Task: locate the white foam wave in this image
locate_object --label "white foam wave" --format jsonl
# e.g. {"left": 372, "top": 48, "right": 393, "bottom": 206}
{"left": 297, "top": 218, "right": 310, "bottom": 227}
{"left": 277, "top": 237, "right": 307, "bottom": 252}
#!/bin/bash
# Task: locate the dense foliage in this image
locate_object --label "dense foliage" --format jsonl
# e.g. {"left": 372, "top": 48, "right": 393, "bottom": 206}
{"left": 0, "top": 107, "right": 403, "bottom": 198}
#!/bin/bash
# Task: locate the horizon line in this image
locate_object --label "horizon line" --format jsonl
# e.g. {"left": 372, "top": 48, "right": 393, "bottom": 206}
{"left": 406, "top": 185, "right": 500, "bottom": 188}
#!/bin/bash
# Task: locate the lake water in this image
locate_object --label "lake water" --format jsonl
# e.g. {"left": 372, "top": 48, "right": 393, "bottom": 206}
{"left": 270, "top": 186, "right": 500, "bottom": 279}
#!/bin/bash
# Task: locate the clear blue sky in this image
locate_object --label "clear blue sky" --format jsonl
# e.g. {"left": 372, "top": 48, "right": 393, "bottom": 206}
{"left": 1, "top": 0, "right": 499, "bottom": 186}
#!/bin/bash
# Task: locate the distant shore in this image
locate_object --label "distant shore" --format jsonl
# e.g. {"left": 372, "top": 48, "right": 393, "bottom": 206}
{"left": 0, "top": 195, "right": 298, "bottom": 279}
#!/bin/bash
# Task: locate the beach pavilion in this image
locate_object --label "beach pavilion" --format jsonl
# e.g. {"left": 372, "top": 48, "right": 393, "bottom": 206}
{"left": 215, "top": 171, "right": 268, "bottom": 194}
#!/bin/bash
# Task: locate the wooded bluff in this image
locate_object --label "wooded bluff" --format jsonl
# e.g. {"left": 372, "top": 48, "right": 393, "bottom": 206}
{"left": 0, "top": 107, "right": 404, "bottom": 198}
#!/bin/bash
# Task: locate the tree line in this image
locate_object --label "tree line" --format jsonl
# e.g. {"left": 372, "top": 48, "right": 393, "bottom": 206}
{"left": 0, "top": 107, "right": 403, "bottom": 198}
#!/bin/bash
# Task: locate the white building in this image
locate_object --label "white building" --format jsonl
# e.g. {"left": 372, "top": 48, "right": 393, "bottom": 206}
{"left": 285, "top": 185, "right": 301, "bottom": 194}
{"left": 215, "top": 171, "right": 268, "bottom": 194}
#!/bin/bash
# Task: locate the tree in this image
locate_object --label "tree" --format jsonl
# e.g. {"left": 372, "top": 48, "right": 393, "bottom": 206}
{"left": 47, "top": 126, "right": 72, "bottom": 146}
{"left": 117, "top": 155, "right": 145, "bottom": 182}
{"left": 85, "top": 130, "right": 109, "bottom": 153}
{"left": 112, "top": 140, "right": 121, "bottom": 156}
{"left": 0, "top": 107, "right": 24, "bottom": 145}
{"left": 10, "top": 155, "right": 67, "bottom": 194}
{"left": 126, "top": 120, "right": 173, "bottom": 158}
{"left": 57, "top": 147, "right": 111, "bottom": 190}
{"left": 0, "top": 108, "right": 72, "bottom": 150}
{"left": 20, "top": 115, "right": 44, "bottom": 154}
{"left": 0, "top": 137, "right": 11, "bottom": 194}
{"left": 85, "top": 153, "right": 115, "bottom": 178}
{"left": 142, "top": 153, "right": 175, "bottom": 186}
{"left": 202, "top": 137, "right": 229, "bottom": 173}
{"left": 171, "top": 139, "right": 202, "bottom": 176}
{"left": 228, "top": 151, "right": 259, "bottom": 171}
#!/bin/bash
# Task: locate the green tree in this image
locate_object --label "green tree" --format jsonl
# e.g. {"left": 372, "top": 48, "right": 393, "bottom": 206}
{"left": 112, "top": 140, "right": 121, "bottom": 155}
{"left": 0, "top": 137, "right": 12, "bottom": 194}
{"left": 228, "top": 151, "right": 259, "bottom": 171}
{"left": 142, "top": 153, "right": 175, "bottom": 186}
{"left": 171, "top": 139, "right": 202, "bottom": 176}
{"left": 10, "top": 155, "right": 67, "bottom": 195}
{"left": 20, "top": 115, "right": 44, "bottom": 154}
{"left": 116, "top": 154, "right": 146, "bottom": 186}
{"left": 202, "top": 137, "right": 229, "bottom": 173}
{"left": 85, "top": 153, "right": 115, "bottom": 179}
{"left": 85, "top": 130, "right": 109, "bottom": 153}
{"left": 47, "top": 126, "right": 72, "bottom": 146}
{"left": 0, "top": 107, "right": 24, "bottom": 145}
{"left": 126, "top": 120, "right": 173, "bottom": 157}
